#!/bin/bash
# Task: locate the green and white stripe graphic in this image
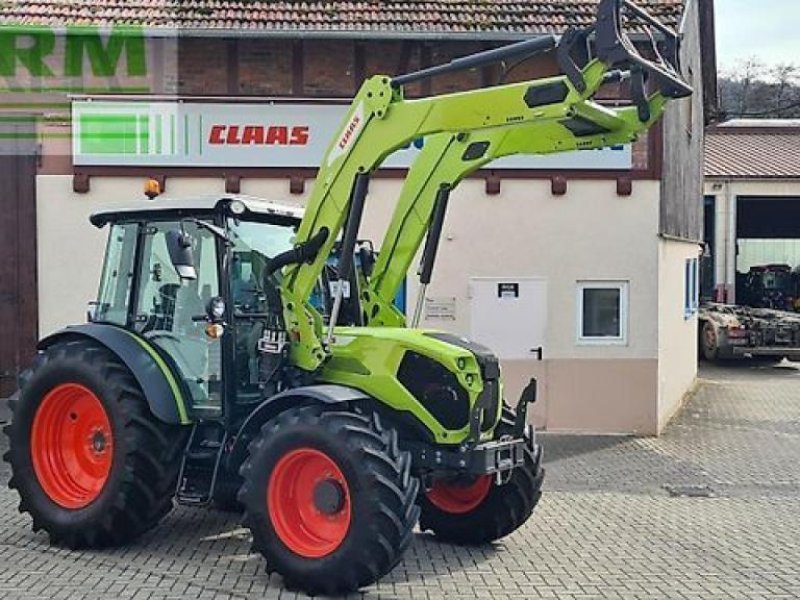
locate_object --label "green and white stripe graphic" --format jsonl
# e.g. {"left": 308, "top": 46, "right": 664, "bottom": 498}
{"left": 74, "top": 103, "right": 183, "bottom": 158}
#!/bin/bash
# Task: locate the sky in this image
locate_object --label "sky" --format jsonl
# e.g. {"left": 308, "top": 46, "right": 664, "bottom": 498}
{"left": 715, "top": 0, "right": 800, "bottom": 72}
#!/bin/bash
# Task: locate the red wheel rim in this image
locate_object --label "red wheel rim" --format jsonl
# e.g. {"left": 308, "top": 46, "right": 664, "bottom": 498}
{"left": 267, "top": 447, "right": 351, "bottom": 558}
{"left": 426, "top": 475, "right": 492, "bottom": 514}
{"left": 30, "top": 383, "right": 113, "bottom": 509}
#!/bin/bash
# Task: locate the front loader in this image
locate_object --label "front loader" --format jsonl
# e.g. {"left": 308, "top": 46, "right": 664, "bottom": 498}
{"left": 3, "top": 0, "right": 690, "bottom": 594}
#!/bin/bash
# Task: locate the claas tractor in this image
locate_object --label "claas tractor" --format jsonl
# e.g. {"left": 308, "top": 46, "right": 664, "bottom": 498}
{"left": 3, "top": 1, "right": 690, "bottom": 594}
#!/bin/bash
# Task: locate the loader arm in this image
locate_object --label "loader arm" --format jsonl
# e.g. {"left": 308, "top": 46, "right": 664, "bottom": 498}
{"left": 278, "top": 0, "right": 691, "bottom": 371}
{"left": 363, "top": 94, "right": 669, "bottom": 327}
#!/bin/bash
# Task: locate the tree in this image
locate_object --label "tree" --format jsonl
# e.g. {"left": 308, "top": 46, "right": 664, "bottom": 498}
{"left": 718, "top": 58, "right": 800, "bottom": 119}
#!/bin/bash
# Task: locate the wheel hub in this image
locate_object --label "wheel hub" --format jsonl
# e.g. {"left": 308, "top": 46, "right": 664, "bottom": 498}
{"left": 91, "top": 430, "right": 108, "bottom": 454}
{"left": 313, "top": 479, "right": 346, "bottom": 515}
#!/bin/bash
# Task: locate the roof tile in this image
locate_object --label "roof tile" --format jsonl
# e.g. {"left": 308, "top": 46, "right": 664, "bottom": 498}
{"left": 706, "top": 122, "right": 800, "bottom": 179}
{"left": 0, "top": 0, "right": 683, "bottom": 35}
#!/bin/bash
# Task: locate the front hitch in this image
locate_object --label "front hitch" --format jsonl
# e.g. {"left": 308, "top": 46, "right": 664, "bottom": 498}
{"left": 515, "top": 378, "right": 537, "bottom": 439}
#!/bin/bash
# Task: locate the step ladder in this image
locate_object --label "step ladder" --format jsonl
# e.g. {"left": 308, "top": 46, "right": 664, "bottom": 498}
{"left": 175, "top": 421, "right": 227, "bottom": 506}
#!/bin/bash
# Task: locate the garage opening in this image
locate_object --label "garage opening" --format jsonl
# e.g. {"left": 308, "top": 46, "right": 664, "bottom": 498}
{"left": 736, "top": 196, "right": 800, "bottom": 310}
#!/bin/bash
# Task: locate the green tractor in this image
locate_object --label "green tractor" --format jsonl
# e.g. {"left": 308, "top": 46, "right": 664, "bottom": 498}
{"left": 3, "top": 1, "right": 689, "bottom": 594}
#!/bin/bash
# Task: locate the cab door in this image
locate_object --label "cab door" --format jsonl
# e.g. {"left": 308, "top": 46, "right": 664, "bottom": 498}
{"left": 132, "top": 221, "right": 223, "bottom": 413}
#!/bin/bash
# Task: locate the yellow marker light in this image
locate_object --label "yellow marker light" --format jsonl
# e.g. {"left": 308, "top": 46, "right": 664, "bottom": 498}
{"left": 205, "top": 324, "right": 225, "bottom": 339}
{"left": 144, "top": 178, "right": 161, "bottom": 199}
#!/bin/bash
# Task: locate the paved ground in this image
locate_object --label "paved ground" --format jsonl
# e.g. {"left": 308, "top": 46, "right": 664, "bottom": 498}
{"left": 2, "top": 362, "right": 800, "bottom": 599}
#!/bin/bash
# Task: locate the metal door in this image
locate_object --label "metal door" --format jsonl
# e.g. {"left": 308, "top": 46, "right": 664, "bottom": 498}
{"left": 469, "top": 277, "right": 547, "bottom": 360}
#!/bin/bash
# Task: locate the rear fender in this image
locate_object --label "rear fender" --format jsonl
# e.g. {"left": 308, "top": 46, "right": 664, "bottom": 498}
{"left": 38, "top": 323, "right": 190, "bottom": 425}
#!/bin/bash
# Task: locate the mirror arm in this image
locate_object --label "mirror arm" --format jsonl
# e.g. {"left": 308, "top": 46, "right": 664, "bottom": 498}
{"left": 184, "top": 217, "right": 233, "bottom": 245}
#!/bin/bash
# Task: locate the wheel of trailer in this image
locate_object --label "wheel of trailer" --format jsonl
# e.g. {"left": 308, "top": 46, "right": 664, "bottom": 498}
{"left": 419, "top": 407, "right": 543, "bottom": 545}
{"left": 238, "top": 405, "right": 420, "bottom": 595}
{"left": 700, "top": 321, "right": 721, "bottom": 362}
{"left": 2, "top": 337, "right": 187, "bottom": 548}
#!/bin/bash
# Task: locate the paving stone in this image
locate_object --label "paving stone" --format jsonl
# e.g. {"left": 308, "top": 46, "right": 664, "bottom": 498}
{"left": 2, "top": 363, "right": 800, "bottom": 598}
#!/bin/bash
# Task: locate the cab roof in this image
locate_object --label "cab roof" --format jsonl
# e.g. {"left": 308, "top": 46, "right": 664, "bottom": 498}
{"left": 89, "top": 194, "right": 304, "bottom": 227}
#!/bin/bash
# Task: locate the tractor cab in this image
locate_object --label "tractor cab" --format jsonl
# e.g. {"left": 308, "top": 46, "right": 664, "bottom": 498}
{"left": 89, "top": 195, "right": 303, "bottom": 418}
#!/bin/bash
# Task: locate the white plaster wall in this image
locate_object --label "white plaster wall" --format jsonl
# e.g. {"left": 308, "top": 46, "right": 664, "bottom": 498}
{"left": 38, "top": 175, "right": 660, "bottom": 357}
{"left": 36, "top": 175, "right": 225, "bottom": 337}
{"left": 657, "top": 238, "right": 699, "bottom": 432}
{"left": 409, "top": 178, "right": 662, "bottom": 361}
{"left": 704, "top": 179, "right": 800, "bottom": 197}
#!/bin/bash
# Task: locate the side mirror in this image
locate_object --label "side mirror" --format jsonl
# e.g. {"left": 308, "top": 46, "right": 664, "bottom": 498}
{"left": 206, "top": 296, "right": 226, "bottom": 323}
{"left": 166, "top": 229, "right": 197, "bottom": 280}
{"left": 87, "top": 301, "right": 100, "bottom": 323}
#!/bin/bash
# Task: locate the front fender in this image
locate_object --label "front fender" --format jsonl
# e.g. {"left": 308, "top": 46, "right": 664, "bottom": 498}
{"left": 228, "top": 384, "right": 369, "bottom": 467}
{"left": 38, "top": 323, "right": 190, "bottom": 425}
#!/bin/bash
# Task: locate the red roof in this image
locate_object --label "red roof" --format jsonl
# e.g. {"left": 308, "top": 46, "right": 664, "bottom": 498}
{"left": 705, "top": 121, "right": 800, "bottom": 180}
{"left": 0, "top": 1, "right": 684, "bottom": 38}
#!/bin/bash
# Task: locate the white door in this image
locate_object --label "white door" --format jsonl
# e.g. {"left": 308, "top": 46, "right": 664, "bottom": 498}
{"left": 469, "top": 277, "right": 547, "bottom": 360}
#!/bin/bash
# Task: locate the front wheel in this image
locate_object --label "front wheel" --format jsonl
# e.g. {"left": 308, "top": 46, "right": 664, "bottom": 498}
{"left": 419, "top": 409, "right": 543, "bottom": 545}
{"left": 238, "top": 405, "right": 420, "bottom": 595}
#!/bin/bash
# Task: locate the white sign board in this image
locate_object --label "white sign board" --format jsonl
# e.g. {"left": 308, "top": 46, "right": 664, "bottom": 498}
{"left": 72, "top": 100, "right": 633, "bottom": 170}
{"left": 424, "top": 296, "right": 457, "bottom": 321}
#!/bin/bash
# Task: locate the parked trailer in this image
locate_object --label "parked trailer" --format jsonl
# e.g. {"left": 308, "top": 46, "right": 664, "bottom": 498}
{"left": 698, "top": 302, "right": 800, "bottom": 362}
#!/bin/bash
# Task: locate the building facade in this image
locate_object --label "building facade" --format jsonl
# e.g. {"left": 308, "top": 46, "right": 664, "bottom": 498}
{"left": 704, "top": 120, "right": 800, "bottom": 305}
{"left": 0, "top": 0, "right": 715, "bottom": 434}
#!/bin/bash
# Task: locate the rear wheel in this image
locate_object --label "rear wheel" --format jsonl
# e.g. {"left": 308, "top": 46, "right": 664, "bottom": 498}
{"left": 238, "top": 405, "right": 420, "bottom": 595}
{"left": 3, "top": 338, "right": 187, "bottom": 547}
{"left": 419, "top": 408, "right": 543, "bottom": 545}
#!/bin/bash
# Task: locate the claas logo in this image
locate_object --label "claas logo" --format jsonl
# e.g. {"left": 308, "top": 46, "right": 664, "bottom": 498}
{"left": 209, "top": 125, "right": 310, "bottom": 146}
{"left": 337, "top": 115, "right": 361, "bottom": 150}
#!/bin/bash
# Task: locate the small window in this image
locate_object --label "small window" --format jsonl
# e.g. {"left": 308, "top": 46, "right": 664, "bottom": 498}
{"left": 95, "top": 223, "right": 138, "bottom": 326}
{"left": 577, "top": 281, "right": 628, "bottom": 345}
{"left": 684, "top": 257, "right": 699, "bottom": 318}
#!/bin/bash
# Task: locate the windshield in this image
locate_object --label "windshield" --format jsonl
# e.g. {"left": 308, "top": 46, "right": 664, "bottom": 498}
{"left": 227, "top": 218, "right": 297, "bottom": 311}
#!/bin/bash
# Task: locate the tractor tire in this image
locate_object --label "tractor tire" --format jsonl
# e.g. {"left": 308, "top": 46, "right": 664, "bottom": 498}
{"left": 418, "top": 407, "right": 543, "bottom": 545}
{"left": 238, "top": 405, "right": 420, "bottom": 595}
{"left": 2, "top": 338, "right": 187, "bottom": 548}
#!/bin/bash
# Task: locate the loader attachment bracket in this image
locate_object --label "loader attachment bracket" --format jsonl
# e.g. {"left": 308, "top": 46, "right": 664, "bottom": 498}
{"left": 594, "top": 0, "right": 692, "bottom": 100}
{"left": 557, "top": 0, "right": 692, "bottom": 122}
